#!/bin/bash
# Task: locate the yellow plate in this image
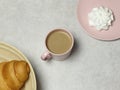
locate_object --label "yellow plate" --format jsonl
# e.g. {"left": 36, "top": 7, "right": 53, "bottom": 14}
{"left": 0, "top": 42, "right": 37, "bottom": 90}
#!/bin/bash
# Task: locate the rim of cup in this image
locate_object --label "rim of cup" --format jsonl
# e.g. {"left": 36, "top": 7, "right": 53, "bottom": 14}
{"left": 45, "top": 28, "right": 74, "bottom": 56}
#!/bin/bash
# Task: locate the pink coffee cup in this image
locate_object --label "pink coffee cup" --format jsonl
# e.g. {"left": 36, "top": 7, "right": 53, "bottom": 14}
{"left": 41, "top": 29, "right": 74, "bottom": 61}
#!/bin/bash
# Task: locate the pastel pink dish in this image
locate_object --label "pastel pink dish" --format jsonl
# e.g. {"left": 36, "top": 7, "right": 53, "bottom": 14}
{"left": 41, "top": 29, "right": 74, "bottom": 61}
{"left": 77, "top": 0, "right": 120, "bottom": 40}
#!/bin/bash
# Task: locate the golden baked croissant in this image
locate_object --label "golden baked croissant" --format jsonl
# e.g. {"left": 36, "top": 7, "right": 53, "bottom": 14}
{"left": 0, "top": 60, "right": 30, "bottom": 90}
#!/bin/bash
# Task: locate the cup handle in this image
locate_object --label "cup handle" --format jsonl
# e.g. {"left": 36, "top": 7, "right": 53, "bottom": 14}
{"left": 41, "top": 51, "right": 52, "bottom": 61}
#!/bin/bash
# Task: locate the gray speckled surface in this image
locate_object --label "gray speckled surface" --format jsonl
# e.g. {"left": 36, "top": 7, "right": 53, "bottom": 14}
{"left": 0, "top": 0, "right": 120, "bottom": 90}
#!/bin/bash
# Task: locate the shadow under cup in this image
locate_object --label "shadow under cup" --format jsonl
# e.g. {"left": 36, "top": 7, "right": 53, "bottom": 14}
{"left": 46, "top": 29, "right": 74, "bottom": 58}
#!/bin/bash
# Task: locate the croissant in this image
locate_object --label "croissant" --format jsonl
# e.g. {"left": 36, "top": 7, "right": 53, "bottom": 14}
{"left": 0, "top": 60, "right": 30, "bottom": 90}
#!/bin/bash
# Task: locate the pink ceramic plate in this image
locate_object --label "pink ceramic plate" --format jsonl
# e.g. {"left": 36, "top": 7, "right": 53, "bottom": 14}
{"left": 77, "top": 0, "right": 120, "bottom": 40}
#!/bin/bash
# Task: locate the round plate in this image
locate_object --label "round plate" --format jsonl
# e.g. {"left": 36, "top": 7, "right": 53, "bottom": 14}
{"left": 0, "top": 42, "right": 37, "bottom": 90}
{"left": 77, "top": 0, "right": 120, "bottom": 40}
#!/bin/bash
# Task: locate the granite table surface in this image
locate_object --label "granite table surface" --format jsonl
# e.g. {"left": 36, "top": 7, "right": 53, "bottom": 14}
{"left": 0, "top": 0, "right": 120, "bottom": 90}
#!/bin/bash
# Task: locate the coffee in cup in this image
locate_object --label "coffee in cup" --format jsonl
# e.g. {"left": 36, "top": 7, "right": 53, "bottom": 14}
{"left": 41, "top": 29, "right": 74, "bottom": 61}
